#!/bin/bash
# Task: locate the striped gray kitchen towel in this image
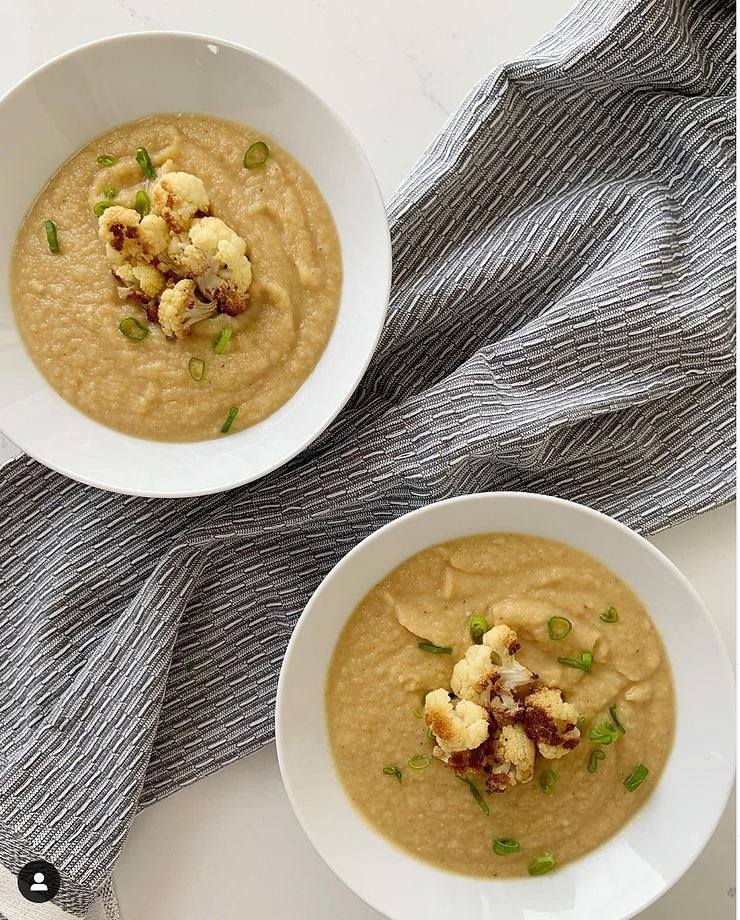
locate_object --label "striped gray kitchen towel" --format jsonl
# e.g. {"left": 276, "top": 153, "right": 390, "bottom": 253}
{"left": 0, "top": 0, "right": 735, "bottom": 915}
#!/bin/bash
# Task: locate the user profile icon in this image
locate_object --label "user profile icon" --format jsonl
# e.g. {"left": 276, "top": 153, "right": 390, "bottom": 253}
{"left": 17, "top": 860, "right": 61, "bottom": 903}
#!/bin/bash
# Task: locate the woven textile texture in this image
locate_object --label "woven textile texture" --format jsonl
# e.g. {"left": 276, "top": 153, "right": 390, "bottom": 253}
{"left": 0, "top": 0, "right": 735, "bottom": 914}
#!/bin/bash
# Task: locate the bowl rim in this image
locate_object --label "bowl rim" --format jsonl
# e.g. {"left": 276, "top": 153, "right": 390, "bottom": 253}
{"left": 0, "top": 30, "right": 391, "bottom": 498}
{"left": 275, "top": 491, "right": 735, "bottom": 920}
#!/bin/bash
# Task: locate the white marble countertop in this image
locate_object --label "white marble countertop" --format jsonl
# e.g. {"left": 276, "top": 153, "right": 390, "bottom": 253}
{"left": 3, "top": 1, "right": 735, "bottom": 918}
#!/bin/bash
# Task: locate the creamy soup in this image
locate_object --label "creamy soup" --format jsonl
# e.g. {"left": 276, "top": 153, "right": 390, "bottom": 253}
{"left": 11, "top": 114, "right": 341, "bottom": 441}
{"left": 326, "top": 534, "right": 674, "bottom": 878}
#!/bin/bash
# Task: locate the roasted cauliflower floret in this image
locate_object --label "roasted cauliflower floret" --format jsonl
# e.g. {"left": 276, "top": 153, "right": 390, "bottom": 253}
{"left": 451, "top": 644, "right": 496, "bottom": 706}
{"left": 523, "top": 686, "right": 581, "bottom": 759}
{"left": 189, "top": 217, "right": 252, "bottom": 293}
{"left": 424, "top": 689, "right": 490, "bottom": 755}
{"left": 151, "top": 171, "right": 210, "bottom": 233}
{"left": 99, "top": 206, "right": 170, "bottom": 266}
{"left": 490, "top": 723, "right": 536, "bottom": 789}
{"left": 158, "top": 279, "right": 217, "bottom": 339}
{"left": 483, "top": 625, "right": 537, "bottom": 690}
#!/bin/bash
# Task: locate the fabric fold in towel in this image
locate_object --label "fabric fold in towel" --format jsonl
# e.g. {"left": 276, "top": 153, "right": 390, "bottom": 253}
{"left": 0, "top": 0, "right": 734, "bottom": 915}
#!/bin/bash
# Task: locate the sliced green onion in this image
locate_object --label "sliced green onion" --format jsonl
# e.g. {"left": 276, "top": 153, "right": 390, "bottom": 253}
{"left": 135, "top": 146, "right": 157, "bottom": 179}
{"left": 407, "top": 755, "right": 431, "bottom": 771}
{"left": 43, "top": 220, "right": 59, "bottom": 254}
{"left": 469, "top": 615, "right": 489, "bottom": 644}
{"left": 587, "top": 749, "right": 606, "bottom": 773}
{"left": 382, "top": 765, "right": 403, "bottom": 784}
{"left": 547, "top": 616, "right": 572, "bottom": 640}
{"left": 588, "top": 722, "right": 620, "bottom": 745}
{"left": 221, "top": 405, "right": 239, "bottom": 433}
{"left": 624, "top": 764, "right": 649, "bottom": 792}
{"left": 188, "top": 357, "right": 206, "bottom": 381}
{"left": 96, "top": 153, "right": 117, "bottom": 167}
{"left": 528, "top": 853, "right": 557, "bottom": 876}
{"left": 418, "top": 642, "right": 453, "bottom": 655}
{"left": 458, "top": 777, "right": 489, "bottom": 816}
{"left": 426, "top": 726, "right": 434, "bottom": 740}
{"left": 135, "top": 189, "right": 151, "bottom": 218}
{"left": 213, "top": 326, "right": 233, "bottom": 355}
{"left": 93, "top": 200, "right": 115, "bottom": 218}
{"left": 119, "top": 317, "right": 149, "bottom": 341}
{"left": 610, "top": 705, "right": 626, "bottom": 734}
{"left": 492, "top": 837, "right": 520, "bottom": 855}
{"left": 243, "top": 141, "right": 270, "bottom": 169}
{"left": 558, "top": 650, "right": 593, "bottom": 674}
{"left": 577, "top": 716, "right": 587, "bottom": 726}
{"left": 185, "top": 660, "right": 195, "bottom": 673}
{"left": 412, "top": 708, "right": 423, "bottom": 719}
{"left": 540, "top": 769, "right": 557, "bottom": 794}
{"left": 104, "top": 186, "right": 116, "bottom": 199}
{"left": 600, "top": 605, "right": 619, "bottom": 623}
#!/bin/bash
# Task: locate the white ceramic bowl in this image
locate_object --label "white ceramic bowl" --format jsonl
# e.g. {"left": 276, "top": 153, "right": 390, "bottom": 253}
{"left": 276, "top": 493, "right": 735, "bottom": 920}
{"left": 0, "top": 33, "right": 390, "bottom": 496}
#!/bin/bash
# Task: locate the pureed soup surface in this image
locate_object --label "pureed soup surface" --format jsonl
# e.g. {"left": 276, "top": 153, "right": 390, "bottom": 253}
{"left": 11, "top": 114, "right": 342, "bottom": 441}
{"left": 326, "top": 534, "right": 675, "bottom": 878}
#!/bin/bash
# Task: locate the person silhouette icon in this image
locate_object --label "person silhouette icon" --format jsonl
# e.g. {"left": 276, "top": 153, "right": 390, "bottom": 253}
{"left": 30, "top": 872, "right": 48, "bottom": 892}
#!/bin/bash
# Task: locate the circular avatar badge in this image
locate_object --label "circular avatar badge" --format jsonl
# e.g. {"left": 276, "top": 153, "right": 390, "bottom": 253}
{"left": 17, "top": 860, "right": 61, "bottom": 903}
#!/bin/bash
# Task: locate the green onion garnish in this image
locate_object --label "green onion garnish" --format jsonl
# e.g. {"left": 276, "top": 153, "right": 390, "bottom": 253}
{"left": 587, "top": 749, "right": 605, "bottom": 773}
{"left": 213, "top": 326, "right": 233, "bottom": 355}
{"left": 458, "top": 777, "right": 489, "bottom": 816}
{"left": 104, "top": 186, "right": 116, "bottom": 200}
{"left": 547, "top": 615, "right": 572, "bottom": 640}
{"left": 243, "top": 141, "right": 270, "bottom": 169}
{"left": 96, "top": 154, "right": 117, "bottom": 167}
{"left": 577, "top": 716, "right": 586, "bottom": 726}
{"left": 492, "top": 837, "right": 520, "bottom": 855}
{"left": 610, "top": 706, "right": 626, "bottom": 734}
{"left": 418, "top": 642, "right": 453, "bottom": 654}
{"left": 382, "top": 765, "right": 403, "bottom": 784}
{"left": 600, "top": 605, "right": 619, "bottom": 623}
{"left": 469, "top": 615, "right": 489, "bottom": 644}
{"left": 93, "top": 200, "right": 115, "bottom": 218}
{"left": 119, "top": 317, "right": 149, "bottom": 341}
{"left": 528, "top": 853, "right": 557, "bottom": 876}
{"left": 135, "top": 146, "right": 157, "bottom": 179}
{"left": 539, "top": 769, "right": 557, "bottom": 794}
{"left": 135, "top": 189, "right": 151, "bottom": 218}
{"left": 185, "top": 660, "right": 195, "bottom": 673}
{"left": 43, "top": 220, "right": 59, "bottom": 254}
{"left": 623, "top": 764, "right": 649, "bottom": 792}
{"left": 407, "top": 755, "right": 431, "bottom": 771}
{"left": 188, "top": 357, "right": 206, "bottom": 381}
{"left": 221, "top": 406, "right": 239, "bottom": 433}
{"left": 588, "top": 722, "right": 620, "bottom": 745}
{"left": 557, "top": 651, "right": 593, "bottom": 673}
{"left": 426, "top": 726, "right": 434, "bottom": 740}
{"left": 413, "top": 708, "right": 423, "bottom": 719}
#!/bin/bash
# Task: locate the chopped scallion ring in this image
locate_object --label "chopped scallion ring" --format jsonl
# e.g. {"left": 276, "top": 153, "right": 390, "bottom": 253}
{"left": 418, "top": 642, "right": 453, "bottom": 654}
{"left": 96, "top": 153, "right": 117, "bottom": 167}
{"left": 412, "top": 708, "right": 423, "bottom": 719}
{"left": 119, "top": 317, "right": 149, "bottom": 341}
{"left": 135, "top": 146, "right": 157, "bottom": 179}
{"left": 104, "top": 186, "right": 116, "bottom": 200}
{"left": 469, "top": 615, "right": 489, "bottom": 644}
{"left": 528, "top": 853, "right": 557, "bottom": 876}
{"left": 610, "top": 705, "right": 626, "bottom": 734}
{"left": 624, "top": 764, "right": 649, "bottom": 792}
{"left": 600, "top": 605, "right": 619, "bottom": 623}
{"left": 557, "top": 651, "right": 593, "bottom": 674}
{"left": 539, "top": 769, "right": 557, "bottom": 794}
{"left": 407, "top": 755, "right": 431, "bottom": 771}
{"left": 135, "top": 189, "right": 151, "bottom": 218}
{"left": 221, "top": 405, "right": 239, "bottom": 433}
{"left": 43, "top": 220, "right": 59, "bottom": 254}
{"left": 93, "top": 200, "right": 115, "bottom": 218}
{"left": 587, "top": 749, "right": 605, "bottom": 773}
{"left": 382, "top": 765, "right": 403, "bottom": 784}
{"left": 588, "top": 722, "right": 620, "bottom": 745}
{"left": 492, "top": 837, "right": 520, "bottom": 855}
{"left": 188, "top": 357, "right": 206, "bottom": 381}
{"left": 243, "top": 141, "right": 270, "bottom": 168}
{"left": 547, "top": 615, "right": 572, "bottom": 640}
{"left": 426, "top": 726, "right": 434, "bottom": 740}
{"left": 577, "top": 715, "right": 587, "bottom": 726}
{"left": 458, "top": 777, "right": 489, "bottom": 816}
{"left": 213, "top": 326, "right": 233, "bottom": 355}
